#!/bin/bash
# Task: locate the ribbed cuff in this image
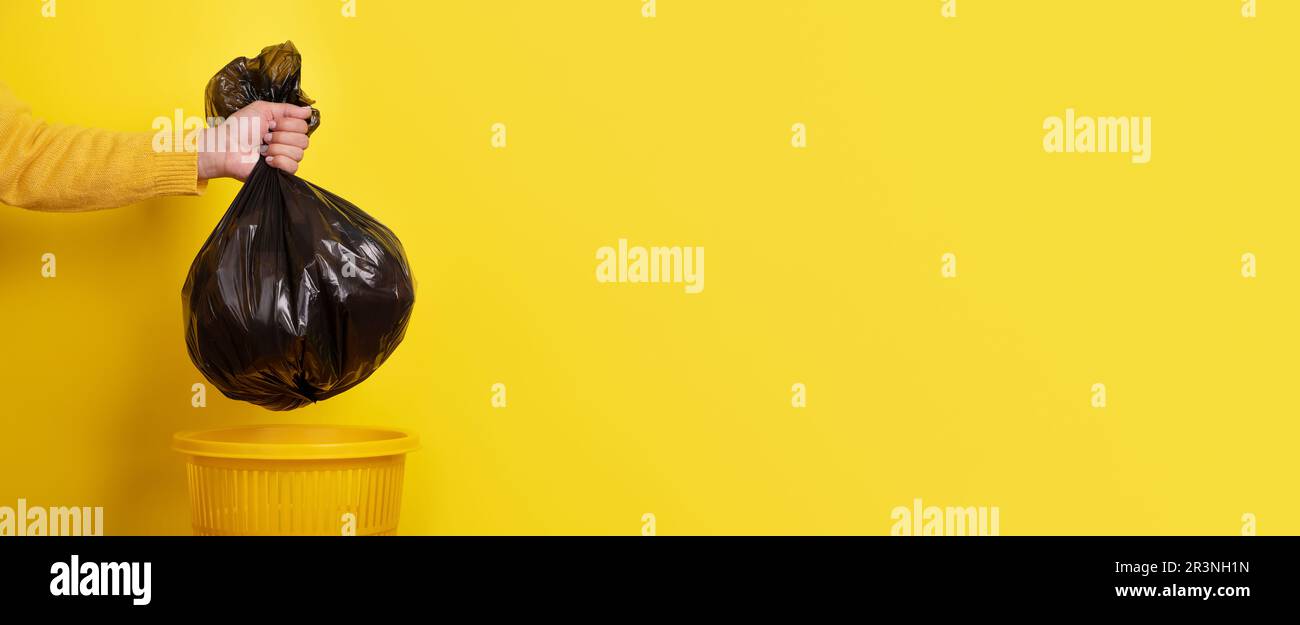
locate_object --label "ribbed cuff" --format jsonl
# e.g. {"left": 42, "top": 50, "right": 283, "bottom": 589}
{"left": 150, "top": 149, "right": 203, "bottom": 196}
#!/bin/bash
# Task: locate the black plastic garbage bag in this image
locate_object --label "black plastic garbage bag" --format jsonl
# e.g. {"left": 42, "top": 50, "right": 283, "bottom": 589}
{"left": 182, "top": 41, "right": 415, "bottom": 411}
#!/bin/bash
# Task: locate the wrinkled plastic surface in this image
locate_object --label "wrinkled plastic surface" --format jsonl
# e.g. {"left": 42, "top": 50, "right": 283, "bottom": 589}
{"left": 183, "top": 42, "right": 415, "bottom": 411}
{"left": 205, "top": 40, "right": 321, "bottom": 135}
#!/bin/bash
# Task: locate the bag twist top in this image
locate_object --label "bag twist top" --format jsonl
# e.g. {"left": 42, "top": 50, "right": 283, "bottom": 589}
{"left": 206, "top": 40, "right": 321, "bottom": 135}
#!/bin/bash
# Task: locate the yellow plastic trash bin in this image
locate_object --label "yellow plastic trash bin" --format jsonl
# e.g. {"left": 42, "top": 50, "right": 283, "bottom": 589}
{"left": 173, "top": 425, "right": 418, "bottom": 536}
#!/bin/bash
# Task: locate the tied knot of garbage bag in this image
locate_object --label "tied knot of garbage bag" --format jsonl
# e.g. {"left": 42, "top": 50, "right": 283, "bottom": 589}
{"left": 183, "top": 41, "right": 416, "bottom": 411}
{"left": 205, "top": 40, "right": 321, "bottom": 134}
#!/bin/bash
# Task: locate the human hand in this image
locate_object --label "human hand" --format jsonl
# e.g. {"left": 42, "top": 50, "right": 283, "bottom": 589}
{"left": 197, "top": 101, "right": 313, "bottom": 181}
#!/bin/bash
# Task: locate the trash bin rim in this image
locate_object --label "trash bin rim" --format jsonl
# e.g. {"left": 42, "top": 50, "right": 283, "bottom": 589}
{"left": 173, "top": 424, "right": 419, "bottom": 460}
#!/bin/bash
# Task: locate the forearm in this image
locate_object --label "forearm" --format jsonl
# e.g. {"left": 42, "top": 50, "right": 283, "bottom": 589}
{"left": 0, "top": 86, "right": 202, "bottom": 212}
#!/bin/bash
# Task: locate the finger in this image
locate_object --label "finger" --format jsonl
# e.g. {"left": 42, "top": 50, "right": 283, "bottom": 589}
{"left": 263, "top": 131, "right": 309, "bottom": 149}
{"left": 239, "top": 102, "right": 275, "bottom": 131}
{"left": 266, "top": 155, "right": 300, "bottom": 174}
{"left": 269, "top": 118, "right": 309, "bottom": 134}
{"left": 262, "top": 102, "right": 315, "bottom": 121}
{"left": 265, "top": 143, "right": 305, "bottom": 163}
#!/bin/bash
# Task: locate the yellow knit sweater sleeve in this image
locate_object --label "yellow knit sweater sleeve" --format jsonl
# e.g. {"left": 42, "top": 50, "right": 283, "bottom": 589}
{"left": 0, "top": 82, "right": 203, "bottom": 212}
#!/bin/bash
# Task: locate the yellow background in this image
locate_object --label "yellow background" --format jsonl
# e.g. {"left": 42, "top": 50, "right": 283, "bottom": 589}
{"left": 1, "top": 0, "right": 1296, "bottom": 535}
